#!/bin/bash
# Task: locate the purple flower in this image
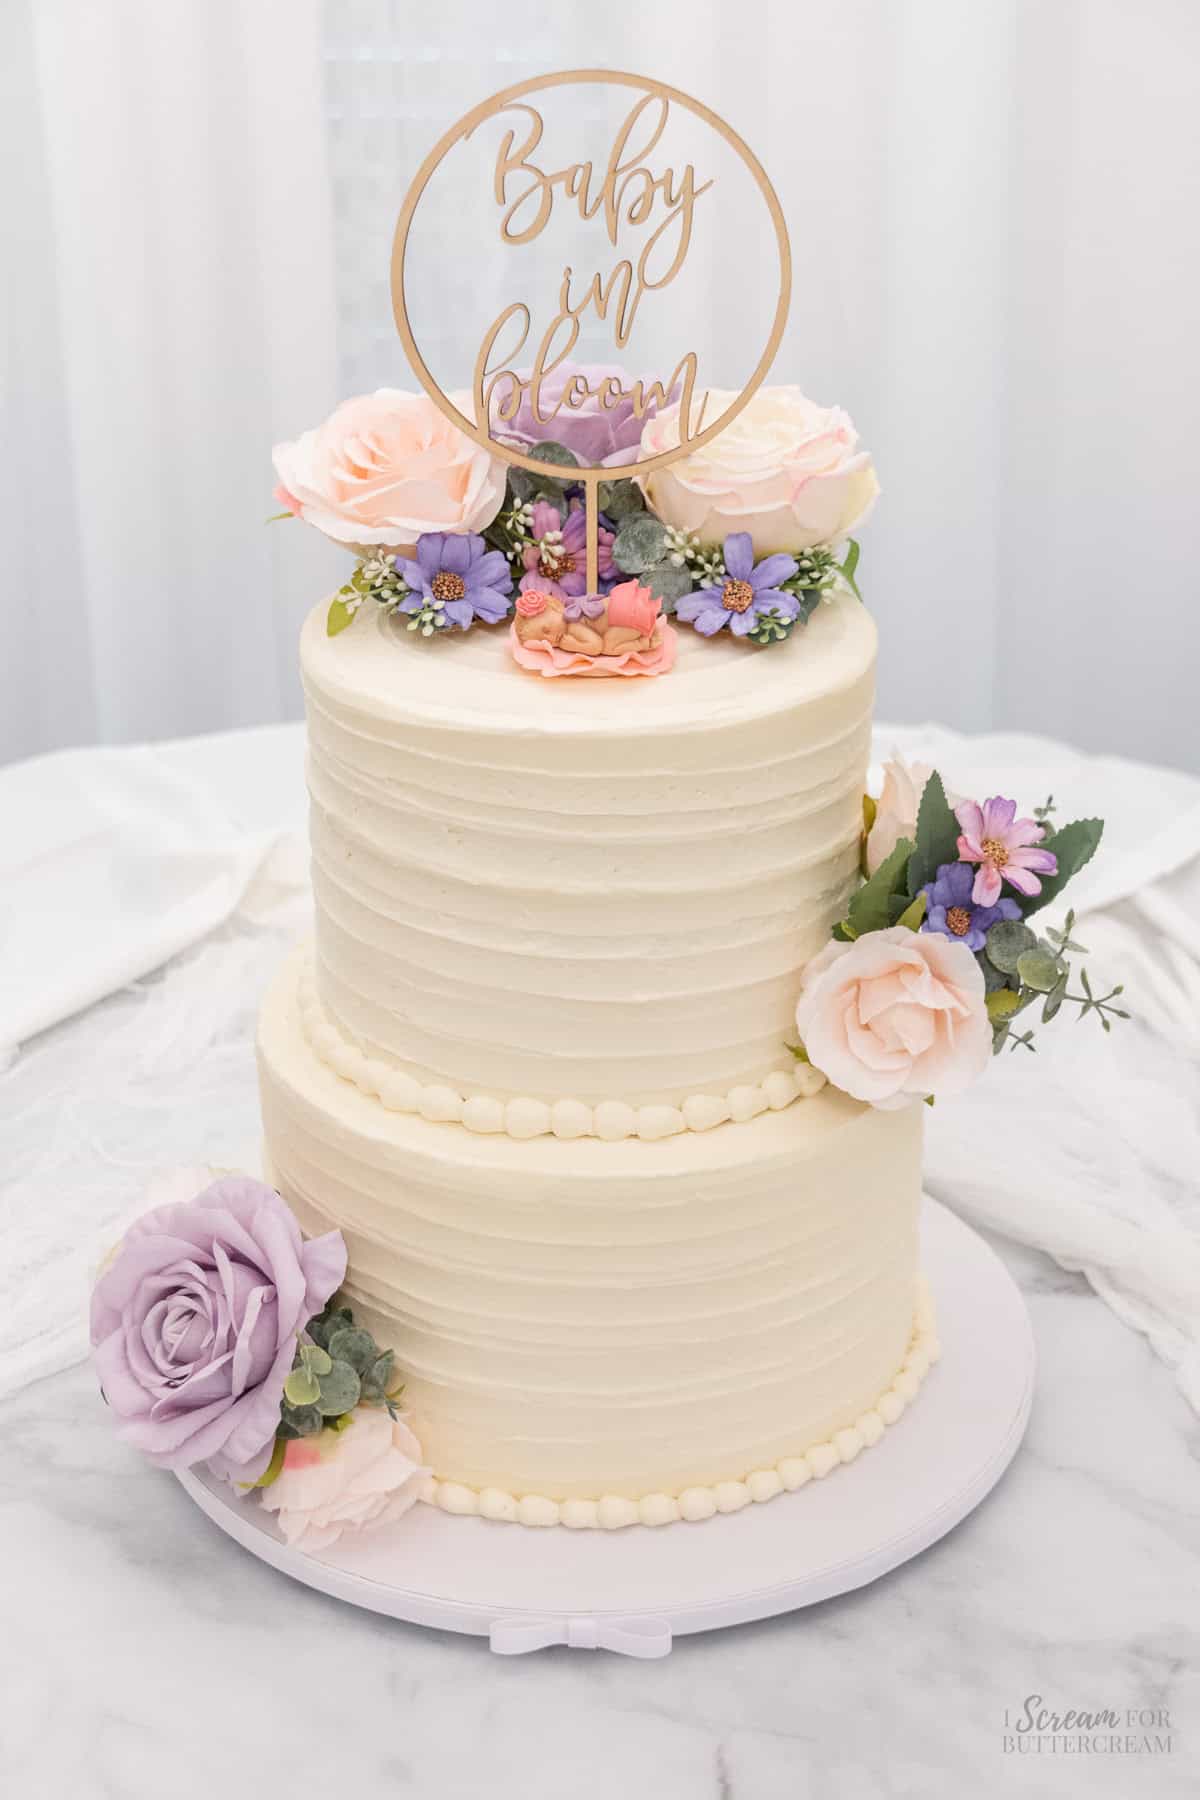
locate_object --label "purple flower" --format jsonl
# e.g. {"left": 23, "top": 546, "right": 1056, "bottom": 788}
{"left": 956, "top": 796, "right": 1058, "bottom": 907}
{"left": 397, "top": 532, "right": 513, "bottom": 629}
{"left": 921, "top": 860, "right": 1022, "bottom": 952}
{"left": 519, "top": 499, "right": 615, "bottom": 600}
{"left": 90, "top": 1177, "right": 346, "bottom": 1482}
{"left": 490, "top": 362, "right": 674, "bottom": 467}
{"left": 675, "top": 532, "right": 800, "bottom": 638}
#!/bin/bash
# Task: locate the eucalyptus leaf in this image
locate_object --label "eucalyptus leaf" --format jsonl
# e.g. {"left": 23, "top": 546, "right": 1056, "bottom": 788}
{"left": 326, "top": 596, "right": 356, "bottom": 638}
{"left": 597, "top": 479, "right": 645, "bottom": 520}
{"left": 301, "top": 1343, "right": 332, "bottom": 1376}
{"left": 360, "top": 1349, "right": 395, "bottom": 1401}
{"left": 528, "top": 440, "right": 579, "bottom": 469}
{"left": 985, "top": 919, "right": 1037, "bottom": 976}
{"left": 848, "top": 838, "right": 914, "bottom": 937}
{"left": 1042, "top": 969, "right": 1070, "bottom": 1023}
{"left": 280, "top": 1403, "right": 323, "bottom": 1437}
{"left": 640, "top": 559, "right": 694, "bottom": 608}
{"left": 906, "top": 771, "right": 960, "bottom": 896}
{"left": 977, "top": 952, "right": 1013, "bottom": 993}
{"left": 1020, "top": 818, "right": 1104, "bottom": 917}
{"left": 1016, "top": 946, "right": 1066, "bottom": 994}
{"left": 326, "top": 1327, "right": 377, "bottom": 1374}
{"left": 316, "top": 1361, "right": 361, "bottom": 1417}
{"left": 793, "top": 590, "right": 821, "bottom": 627}
{"left": 612, "top": 515, "right": 668, "bottom": 574}
{"left": 986, "top": 987, "right": 1024, "bottom": 1023}
{"left": 283, "top": 1367, "right": 321, "bottom": 1408}
{"left": 862, "top": 793, "right": 878, "bottom": 835}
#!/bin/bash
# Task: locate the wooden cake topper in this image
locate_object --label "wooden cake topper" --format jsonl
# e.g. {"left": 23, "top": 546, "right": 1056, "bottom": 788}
{"left": 391, "top": 69, "right": 793, "bottom": 596}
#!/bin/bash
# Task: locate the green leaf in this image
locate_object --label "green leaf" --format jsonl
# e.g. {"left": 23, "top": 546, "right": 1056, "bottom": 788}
{"left": 839, "top": 538, "right": 863, "bottom": 601}
{"left": 326, "top": 596, "right": 356, "bottom": 637}
{"left": 280, "top": 1402, "right": 323, "bottom": 1438}
{"left": 894, "top": 891, "right": 928, "bottom": 932}
{"left": 1016, "top": 946, "right": 1066, "bottom": 993}
{"left": 639, "top": 559, "right": 694, "bottom": 609}
{"left": 252, "top": 1437, "right": 288, "bottom": 1490}
{"left": 977, "top": 952, "right": 1012, "bottom": 993}
{"left": 831, "top": 920, "right": 858, "bottom": 942}
{"left": 785, "top": 1041, "right": 810, "bottom": 1063}
{"left": 316, "top": 1360, "right": 361, "bottom": 1417}
{"left": 528, "top": 440, "right": 579, "bottom": 469}
{"left": 848, "top": 837, "right": 915, "bottom": 937}
{"left": 985, "top": 919, "right": 1037, "bottom": 975}
{"left": 597, "top": 479, "right": 645, "bottom": 520}
{"left": 612, "top": 514, "right": 669, "bottom": 574}
{"left": 326, "top": 1328, "right": 377, "bottom": 1375}
{"left": 283, "top": 1367, "right": 321, "bottom": 1407}
{"left": 360, "top": 1349, "right": 396, "bottom": 1402}
{"left": 1020, "top": 818, "right": 1104, "bottom": 916}
{"left": 862, "top": 793, "right": 878, "bottom": 835}
{"left": 300, "top": 1342, "right": 332, "bottom": 1376}
{"left": 906, "top": 772, "right": 961, "bottom": 897}
{"left": 986, "top": 987, "right": 1024, "bottom": 1023}
{"left": 1042, "top": 968, "right": 1070, "bottom": 1023}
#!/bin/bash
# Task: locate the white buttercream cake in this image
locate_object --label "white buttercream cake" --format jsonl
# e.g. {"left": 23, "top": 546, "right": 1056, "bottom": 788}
{"left": 257, "top": 590, "right": 938, "bottom": 1526}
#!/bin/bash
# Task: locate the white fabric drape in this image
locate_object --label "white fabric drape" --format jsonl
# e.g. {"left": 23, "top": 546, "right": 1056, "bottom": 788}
{"left": 5, "top": 1, "right": 1199, "bottom": 769}
{"left": 3, "top": 0, "right": 345, "bottom": 764}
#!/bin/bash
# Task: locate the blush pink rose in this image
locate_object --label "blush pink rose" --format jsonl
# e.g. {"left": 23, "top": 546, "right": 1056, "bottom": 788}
{"left": 259, "top": 1409, "right": 429, "bottom": 1553}
{"left": 272, "top": 388, "right": 507, "bottom": 553}
{"left": 637, "top": 386, "right": 879, "bottom": 556}
{"left": 795, "top": 926, "right": 991, "bottom": 1109}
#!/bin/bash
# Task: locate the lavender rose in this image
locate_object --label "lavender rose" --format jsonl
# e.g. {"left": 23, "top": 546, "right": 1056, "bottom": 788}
{"left": 90, "top": 1177, "right": 346, "bottom": 1482}
{"left": 490, "top": 362, "right": 673, "bottom": 468}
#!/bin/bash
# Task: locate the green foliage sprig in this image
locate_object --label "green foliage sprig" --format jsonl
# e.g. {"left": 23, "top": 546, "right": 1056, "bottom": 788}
{"left": 259, "top": 1299, "right": 404, "bottom": 1484}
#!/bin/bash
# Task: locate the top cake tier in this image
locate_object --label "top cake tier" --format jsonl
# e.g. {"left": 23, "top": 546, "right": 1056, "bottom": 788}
{"left": 301, "top": 599, "right": 876, "bottom": 1110}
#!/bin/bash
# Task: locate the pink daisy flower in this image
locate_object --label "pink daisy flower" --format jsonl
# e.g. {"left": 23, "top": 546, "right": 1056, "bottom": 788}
{"left": 955, "top": 796, "right": 1058, "bottom": 907}
{"left": 519, "top": 499, "right": 615, "bottom": 600}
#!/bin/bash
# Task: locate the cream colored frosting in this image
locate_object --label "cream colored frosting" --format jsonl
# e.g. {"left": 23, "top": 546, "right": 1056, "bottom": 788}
{"left": 259, "top": 950, "right": 925, "bottom": 1504}
{"left": 300, "top": 596, "right": 876, "bottom": 1107}
{"left": 420, "top": 1280, "right": 939, "bottom": 1528}
{"left": 295, "top": 950, "right": 831, "bottom": 1138}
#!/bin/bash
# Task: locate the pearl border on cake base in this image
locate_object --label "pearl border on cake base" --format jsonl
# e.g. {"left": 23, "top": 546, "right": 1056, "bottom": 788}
{"left": 175, "top": 1198, "right": 1034, "bottom": 1658}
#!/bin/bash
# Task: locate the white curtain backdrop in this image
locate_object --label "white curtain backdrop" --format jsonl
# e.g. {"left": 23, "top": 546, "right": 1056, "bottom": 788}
{"left": 6, "top": 0, "right": 1199, "bottom": 769}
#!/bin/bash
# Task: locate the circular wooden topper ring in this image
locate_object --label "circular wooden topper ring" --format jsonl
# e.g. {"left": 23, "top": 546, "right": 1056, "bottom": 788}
{"left": 391, "top": 68, "right": 793, "bottom": 486}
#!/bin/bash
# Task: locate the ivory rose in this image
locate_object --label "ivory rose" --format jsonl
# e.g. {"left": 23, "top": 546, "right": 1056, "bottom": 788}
{"left": 272, "top": 388, "right": 507, "bottom": 553}
{"left": 866, "top": 755, "right": 935, "bottom": 875}
{"left": 636, "top": 386, "right": 879, "bottom": 555}
{"left": 259, "top": 1409, "right": 429, "bottom": 1553}
{"left": 795, "top": 927, "right": 991, "bottom": 1109}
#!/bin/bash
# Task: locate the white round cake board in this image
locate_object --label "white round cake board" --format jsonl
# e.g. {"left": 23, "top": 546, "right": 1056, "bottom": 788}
{"left": 177, "top": 1199, "right": 1033, "bottom": 1658}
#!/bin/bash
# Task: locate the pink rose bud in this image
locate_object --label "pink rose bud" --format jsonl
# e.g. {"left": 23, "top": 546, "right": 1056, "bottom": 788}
{"left": 516, "top": 589, "right": 553, "bottom": 619}
{"left": 606, "top": 580, "right": 660, "bottom": 636}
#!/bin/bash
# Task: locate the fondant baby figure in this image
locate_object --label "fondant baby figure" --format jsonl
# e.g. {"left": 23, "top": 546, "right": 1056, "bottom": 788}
{"left": 513, "top": 580, "right": 663, "bottom": 658}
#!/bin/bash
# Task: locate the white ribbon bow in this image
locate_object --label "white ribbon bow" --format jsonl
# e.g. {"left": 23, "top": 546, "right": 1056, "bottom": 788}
{"left": 489, "top": 1614, "right": 673, "bottom": 1658}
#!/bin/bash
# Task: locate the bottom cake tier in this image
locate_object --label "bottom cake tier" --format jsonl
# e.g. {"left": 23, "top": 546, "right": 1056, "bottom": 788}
{"left": 257, "top": 948, "right": 936, "bottom": 1527}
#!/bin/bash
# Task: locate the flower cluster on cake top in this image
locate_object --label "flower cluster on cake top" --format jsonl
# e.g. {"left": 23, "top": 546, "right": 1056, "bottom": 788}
{"left": 271, "top": 372, "right": 877, "bottom": 677}
{"left": 789, "top": 759, "right": 1122, "bottom": 1110}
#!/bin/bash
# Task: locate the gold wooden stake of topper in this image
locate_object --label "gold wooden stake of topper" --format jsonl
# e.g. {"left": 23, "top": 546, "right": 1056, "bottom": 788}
{"left": 391, "top": 70, "right": 792, "bottom": 601}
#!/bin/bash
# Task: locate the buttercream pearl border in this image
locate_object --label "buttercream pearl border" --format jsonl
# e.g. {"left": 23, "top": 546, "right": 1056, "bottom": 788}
{"left": 417, "top": 1284, "right": 939, "bottom": 1529}
{"left": 297, "top": 956, "right": 827, "bottom": 1140}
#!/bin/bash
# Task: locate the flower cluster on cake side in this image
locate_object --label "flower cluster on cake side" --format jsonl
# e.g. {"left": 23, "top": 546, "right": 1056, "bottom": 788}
{"left": 270, "top": 372, "right": 877, "bottom": 677}
{"left": 789, "top": 759, "right": 1124, "bottom": 1110}
{"left": 90, "top": 1171, "right": 428, "bottom": 1554}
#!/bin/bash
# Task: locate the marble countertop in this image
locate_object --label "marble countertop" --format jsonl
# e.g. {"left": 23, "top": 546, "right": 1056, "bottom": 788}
{"left": 5, "top": 1231, "right": 1196, "bottom": 1799}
